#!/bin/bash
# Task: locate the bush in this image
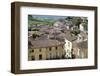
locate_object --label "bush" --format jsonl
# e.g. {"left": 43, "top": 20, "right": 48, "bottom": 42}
{"left": 32, "top": 34, "right": 39, "bottom": 39}
{"left": 32, "top": 28, "right": 39, "bottom": 31}
{"left": 71, "top": 30, "right": 80, "bottom": 36}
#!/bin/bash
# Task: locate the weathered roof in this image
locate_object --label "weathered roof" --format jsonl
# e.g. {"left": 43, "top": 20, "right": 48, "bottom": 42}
{"left": 72, "top": 42, "right": 78, "bottom": 48}
{"left": 56, "top": 33, "right": 65, "bottom": 41}
{"left": 78, "top": 40, "right": 88, "bottom": 48}
{"left": 65, "top": 30, "right": 77, "bottom": 42}
{"left": 28, "top": 31, "right": 33, "bottom": 37}
{"left": 72, "top": 40, "right": 88, "bottom": 49}
{"left": 57, "top": 33, "right": 65, "bottom": 37}
{"left": 31, "top": 25, "right": 49, "bottom": 28}
{"left": 79, "top": 31, "right": 87, "bottom": 39}
{"left": 29, "top": 39, "right": 65, "bottom": 49}
{"left": 35, "top": 34, "right": 48, "bottom": 40}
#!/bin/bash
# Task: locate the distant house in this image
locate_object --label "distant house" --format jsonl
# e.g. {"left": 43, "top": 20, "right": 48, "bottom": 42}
{"left": 66, "top": 25, "right": 70, "bottom": 30}
{"left": 54, "top": 21, "right": 63, "bottom": 27}
{"left": 64, "top": 38, "right": 72, "bottom": 58}
{"left": 72, "top": 40, "right": 88, "bottom": 59}
{"left": 64, "top": 30, "right": 77, "bottom": 59}
{"left": 55, "top": 33, "right": 65, "bottom": 42}
{"left": 28, "top": 31, "right": 33, "bottom": 37}
{"left": 77, "top": 31, "right": 88, "bottom": 42}
{"left": 35, "top": 34, "right": 48, "bottom": 40}
{"left": 78, "top": 40, "right": 88, "bottom": 58}
{"left": 28, "top": 39, "right": 65, "bottom": 60}
{"left": 79, "top": 23, "right": 85, "bottom": 31}
{"left": 77, "top": 34, "right": 83, "bottom": 42}
{"left": 65, "top": 20, "right": 73, "bottom": 30}
{"left": 72, "top": 42, "right": 80, "bottom": 58}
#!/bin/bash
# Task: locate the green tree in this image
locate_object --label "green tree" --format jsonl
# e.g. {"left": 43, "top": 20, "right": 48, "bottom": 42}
{"left": 72, "top": 17, "right": 82, "bottom": 26}
{"left": 32, "top": 34, "right": 39, "bottom": 39}
{"left": 32, "top": 28, "right": 39, "bottom": 31}
{"left": 65, "top": 17, "right": 82, "bottom": 26}
{"left": 82, "top": 18, "right": 88, "bottom": 31}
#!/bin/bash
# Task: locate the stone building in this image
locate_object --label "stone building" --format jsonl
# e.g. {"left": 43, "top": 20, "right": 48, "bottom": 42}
{"left": 28, "top": 39, "right": 65, "bottom": 61}
{"left": 63, "top": 30, "right": 77, "bottom": 59}
{"left": 72, "top": 42, "right": 80, "bottom": 58}
{"left": 77, "top": 31, "right": 88, "bottom": 42}
{"left": 72, "top": 40, "right": 88, "bottom": 59}
{"left": 78, "top": 40, "right": 88, "bottom": 58}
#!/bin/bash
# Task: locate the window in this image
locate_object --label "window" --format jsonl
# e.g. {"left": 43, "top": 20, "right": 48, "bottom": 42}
{"left": 49, "top": 47, "right": 52, "bottom": 51}
{"left": 56, "top": 47, "right": 57, "bottom": 50}
{"left": 31, "top": 56, "right": 35, "bottom": 60}
{"left": 39, "top": 54, "right": 42, "bottom": 60}
{"left": 30, "top": 49, "right": 34, "bottom": 53}
{"left": 32, "top": 50, "right": 34, "bottom": 52}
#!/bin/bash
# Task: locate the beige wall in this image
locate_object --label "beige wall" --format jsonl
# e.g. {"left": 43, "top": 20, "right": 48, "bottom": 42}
{"left": 80, "top": 48, "right": 88, "bottom": 58}
{"left": 64, "top": 39, "right": 72, "bottom": 58}
{"left": 72, "top": 47, "right": 80, "bottom": 58}
{"left": 72, "top": 47, "right": 88, "bottom": 59}
{"left": 28, "top": 45, "right": 65, "bottom": 61}
{"left": 28, "top": 48, "right": 47, "bottom": 60}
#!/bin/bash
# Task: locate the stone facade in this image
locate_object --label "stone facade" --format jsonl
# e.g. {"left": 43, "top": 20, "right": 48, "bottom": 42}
{"left": 28, "top": 45, "right": 65, "bottom": 61}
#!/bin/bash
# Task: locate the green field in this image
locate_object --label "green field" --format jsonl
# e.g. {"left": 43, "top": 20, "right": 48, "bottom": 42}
{"left": 28, "top": 15, "right": 56, "bottom": 27}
